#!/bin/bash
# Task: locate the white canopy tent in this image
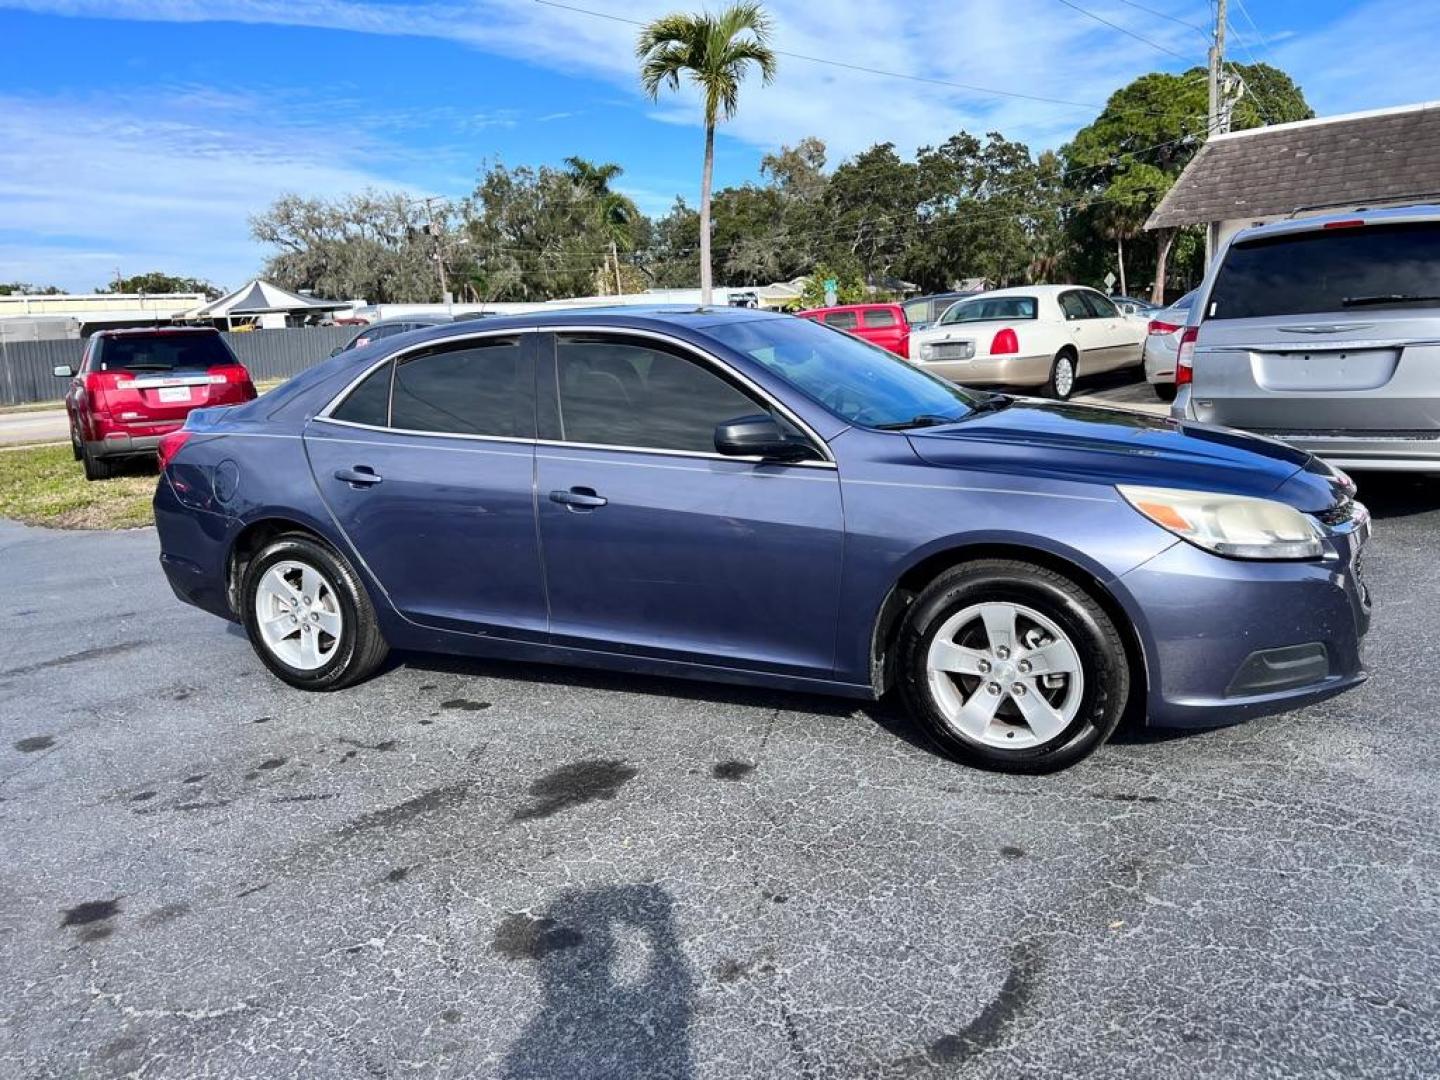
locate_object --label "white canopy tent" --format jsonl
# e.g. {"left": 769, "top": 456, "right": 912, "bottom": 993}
{"left": 179, "top": 279, "right": 349, "bottom": 330}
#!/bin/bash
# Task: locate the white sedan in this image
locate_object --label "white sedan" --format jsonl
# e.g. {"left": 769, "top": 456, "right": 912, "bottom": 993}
{"left": 906, "top": 285, "right": 1147, "bottom": 399}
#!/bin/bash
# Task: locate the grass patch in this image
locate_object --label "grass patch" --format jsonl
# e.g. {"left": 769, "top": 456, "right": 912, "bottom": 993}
{"left": 0, "top": 444, "right": 156, "bottom": 529}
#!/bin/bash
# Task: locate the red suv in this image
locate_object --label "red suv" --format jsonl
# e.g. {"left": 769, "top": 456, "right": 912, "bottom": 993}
{"left": 56, "top": 327, "right": 257, "bottom": 480}
{"left": 796, "top": 303, "right": 911, "bottom": 358}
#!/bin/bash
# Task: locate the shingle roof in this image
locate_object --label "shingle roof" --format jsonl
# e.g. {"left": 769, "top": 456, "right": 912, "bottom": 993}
{"left": 1146, "top": 101, "right": 1440, "bottom": 229}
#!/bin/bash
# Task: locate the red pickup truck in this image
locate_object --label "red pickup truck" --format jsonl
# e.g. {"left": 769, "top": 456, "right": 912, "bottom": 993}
{"left": 796, "top": 303, "right": 911, "bottom": 358}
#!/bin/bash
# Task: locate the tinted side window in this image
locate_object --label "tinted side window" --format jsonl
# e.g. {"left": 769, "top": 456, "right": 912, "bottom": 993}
{"left": 823, "top": 311, "right": 858, "bottom": 329}
{"left": 1058, "top": 292, "right": 1091, "bottom": 321}
{"left": 391, "top": 338, "right": 529, "bottom": 437}
{"left": 863, "top": 308, "right": 898, "bottom": 327}
{"left": 1209, "top": 221, "right": 1440, "bottom": 319}
{"left": 1080, "top": 292, "right": 1120, "bottom": 319}
{"left": 331, "top": 361, "right": 393, "bottom": 427}
{"left": 556, "top": 335, "right": 765, "bottom": 454}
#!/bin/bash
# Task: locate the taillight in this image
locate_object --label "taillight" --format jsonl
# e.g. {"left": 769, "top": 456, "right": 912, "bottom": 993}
{"left": 157, "top": 431, "right": 191, "bottom": 470}
{"left": 990, "top": 328, "right": 1019, "bottom": 355}
{"left": 83, "top": 372, "right": 123, "bottom": 414}
{"left": 1148, "top": 319, "right": 1183, "bottom": 336}
{"left": 1323, "top": 219, "right": 1365, "bottom": 229}
{"left": 209, "top": 364, "right": 257, "bottom": 398}
{"left": 1175, "top": 326, "right": 1198, "bottom": 387}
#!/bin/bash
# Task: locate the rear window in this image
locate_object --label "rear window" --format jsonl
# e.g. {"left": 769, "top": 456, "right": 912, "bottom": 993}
{"left": 1208, "top": 221, "right": 1440, "bottom": 319}
{"left": 823, "top": 311, "right": 859, "bottom": 330}
{"left": 96, "top": 333, "right": 235, "bottom": 372}
{"left": 942, "top": 297, "right": 1037, "bottom": 324}
{"left": 863, "top": 308, "right": 898, "bottom": 328}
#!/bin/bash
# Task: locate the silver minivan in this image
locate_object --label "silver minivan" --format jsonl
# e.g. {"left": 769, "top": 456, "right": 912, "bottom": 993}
{"left": 1173, "top": 206, "right": 1440, "bottom": 472}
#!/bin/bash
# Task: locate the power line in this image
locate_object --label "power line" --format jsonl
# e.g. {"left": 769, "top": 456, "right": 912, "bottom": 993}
{"left": 1051, "top": 0, "right": 1203, "bottom": 62}
{"left": 1109, "top": 0, "right": 1208, "bottom": 38}
{"left": 535, "top": 0, "right": 1197, "bottom": 117}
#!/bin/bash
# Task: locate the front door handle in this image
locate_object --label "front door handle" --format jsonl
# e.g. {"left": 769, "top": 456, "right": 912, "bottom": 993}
{"left": 335, "top": 466, "right": 382, "bottom": 487}
{"left": 550, "top": 487, "right": 607, "bottom": 510}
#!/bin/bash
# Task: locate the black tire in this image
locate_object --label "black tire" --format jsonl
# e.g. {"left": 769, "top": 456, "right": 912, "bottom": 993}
{"left": 70, "top": 424, "right": 82, "bottom": 461}
{"left": 1043, "top": 349, "right": 1077, "bottom": 400}
{"left": 240, "top": 533, "right": 389, "bottom": 691}
{"left": 895, "top": 559, "right": 1130, "bottom": 774}
{"left": 1153, "top": 382, "right": 1177, "bottom": 402}
{"left": 81, "top": 444, "right": 113, "bottom": 481}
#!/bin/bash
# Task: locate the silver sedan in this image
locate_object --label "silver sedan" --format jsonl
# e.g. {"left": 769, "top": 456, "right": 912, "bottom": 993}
{"left": 1142, "top": 290, "right": 1198, "bottom": 402}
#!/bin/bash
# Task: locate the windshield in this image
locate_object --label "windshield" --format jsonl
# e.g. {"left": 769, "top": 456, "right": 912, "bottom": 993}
{"left": 940, "top": 296, "right": 1037, "bottom": 324}
{"left": 708, "top": 316, "right": 981, "bottom": 428}
{"left": 97, "top": 334, "right": 236, "bottom": 372}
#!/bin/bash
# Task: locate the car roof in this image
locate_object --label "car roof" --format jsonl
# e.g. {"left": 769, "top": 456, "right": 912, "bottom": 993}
{"left": 95, "top": 325, "right": 220, "bottom": 338}
{"left": 362, "top": 304, "right": 793, "bottom": 346}
{"left": 1230, "top": 202, "right": 1440, "bottom": 245}
{"left": 970, "top": 284, "right": 1095, "bottom": 299}
{"left": 798, "top": 303, "right": 900, "bottom": 315}
{"left": 366, "top": 314, "right": 454, "bottom": 327}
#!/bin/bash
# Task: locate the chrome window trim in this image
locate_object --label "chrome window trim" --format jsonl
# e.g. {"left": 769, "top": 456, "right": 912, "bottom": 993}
{"left": 546, "top": 324, "right": 836, "bottom": 467}
{"left": 312, "top": 322, "right": 836, "bottom": 467}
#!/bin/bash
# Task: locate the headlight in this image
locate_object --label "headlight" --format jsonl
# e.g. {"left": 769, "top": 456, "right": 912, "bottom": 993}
{"left": 1117, "top": 485, "right": 1324, "bottom": 560}
{"left": 917, "top": 342, "right": 934, "bottom": 360}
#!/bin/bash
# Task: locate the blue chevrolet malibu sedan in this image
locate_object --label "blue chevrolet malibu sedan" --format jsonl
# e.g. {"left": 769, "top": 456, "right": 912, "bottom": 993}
{"left": 154, "top": 308, "right": 1371, "bottom": 773}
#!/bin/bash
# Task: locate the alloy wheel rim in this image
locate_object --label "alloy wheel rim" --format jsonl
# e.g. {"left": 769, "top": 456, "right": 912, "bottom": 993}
{"left": 1056, "top": 357, "right": 1074, "bottom": 396}
{"left": 925, "top": 602, "right": 1084, "bottom": 750}
{"left": 254, "top": 560, "right": 343, "bottom": 671}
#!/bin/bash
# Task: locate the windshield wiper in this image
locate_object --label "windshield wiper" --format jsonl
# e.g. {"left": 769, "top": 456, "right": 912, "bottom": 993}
{"left": 874, "top": 413, "right": 964, "bottom": 430}
{"left": 1341, "top": 293, "right": 1440, "bottom": 307}
{"left": 963, "top": 392, "right": 1014, "bottom": 417}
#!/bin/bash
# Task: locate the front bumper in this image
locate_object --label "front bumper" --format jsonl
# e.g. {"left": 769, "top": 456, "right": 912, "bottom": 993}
{"left": 912, "top": 352, "right": 1053, "bottom": 387}
{"left": 1121, "top": 512, "right": 1371, "bottom": 728}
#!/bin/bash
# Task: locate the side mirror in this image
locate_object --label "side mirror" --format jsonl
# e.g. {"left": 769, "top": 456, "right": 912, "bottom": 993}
{"left": 714, "top": 414, "right": 813, "bottom": 462}
{"left": 53, "top": 365, "right": 74, "bottom": 378}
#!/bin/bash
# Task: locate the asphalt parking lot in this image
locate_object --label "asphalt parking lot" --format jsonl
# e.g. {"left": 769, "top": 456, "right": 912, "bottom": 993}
{"left": 3, "top": 470, "right": 1439, "bottom": 1079}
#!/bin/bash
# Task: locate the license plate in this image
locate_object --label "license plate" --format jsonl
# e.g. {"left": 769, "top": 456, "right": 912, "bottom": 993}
{"left": 932, "top": 342, "right": 974, "bottom": 361}
{"left": 158, "top": 386, "right": 191, "bottom": 403}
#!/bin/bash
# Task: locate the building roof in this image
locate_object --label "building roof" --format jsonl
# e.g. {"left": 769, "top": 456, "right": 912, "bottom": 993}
{"left": 1146, "top": 101, "right": 1440, "bottom": 229}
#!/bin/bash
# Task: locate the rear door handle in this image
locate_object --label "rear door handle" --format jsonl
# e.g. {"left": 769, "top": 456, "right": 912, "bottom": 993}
{"left": 550, "top": 487, "right": 607, "bottom": 510}
{"left": 334, "top": 466, "right": 382, "bottom": 487}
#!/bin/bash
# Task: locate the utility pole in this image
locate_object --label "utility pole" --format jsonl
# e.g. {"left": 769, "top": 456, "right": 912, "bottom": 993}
{"left": 1205, "top": 0, "right": 1230, "bottom": 264}
{"left": 419, "top": 196, "right": 451, "bottom": 307}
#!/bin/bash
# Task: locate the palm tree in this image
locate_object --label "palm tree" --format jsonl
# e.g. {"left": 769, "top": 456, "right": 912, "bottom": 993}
{"left": 637, "top": 2, "right": 777, "bottom": 305}
{"left": 563, "top": 156, "right": 638, "bottom": 295}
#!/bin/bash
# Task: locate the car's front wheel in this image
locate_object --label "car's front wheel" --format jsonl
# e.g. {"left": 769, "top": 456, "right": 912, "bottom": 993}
{"left": 241, "top": 533, "right": 389, "bottom": 691}
{"left": 895, "top": 559, "right": 1130, "bottom": 773}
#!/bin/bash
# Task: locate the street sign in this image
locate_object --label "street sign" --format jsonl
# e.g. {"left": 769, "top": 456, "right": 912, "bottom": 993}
{"left": 1103, "top": 272, "right": 1117, "bottom": 291}
{"left": 823, "top": 278, "right": 838, "bottom": 307}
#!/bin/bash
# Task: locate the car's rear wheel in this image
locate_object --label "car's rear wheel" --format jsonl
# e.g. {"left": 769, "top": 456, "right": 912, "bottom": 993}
{"left": 1153, "top": 382, "right": 1177, "bottom": 402}
{"left": 241, "top": 533, "right": 388, "bottom": 691}
{"left": 895, "top": 559, "right": 1130, "bottom": 773}
{"left": 1044, "top": 350, "right": 1076, "bottom": 400}
{"left": 80, "top": 443, "right": 113, "bottom": 481}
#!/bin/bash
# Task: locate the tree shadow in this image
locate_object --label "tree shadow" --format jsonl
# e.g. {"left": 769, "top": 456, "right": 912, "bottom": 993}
{"left": 498, "top": 884, "right": 696, "bottom": 1080}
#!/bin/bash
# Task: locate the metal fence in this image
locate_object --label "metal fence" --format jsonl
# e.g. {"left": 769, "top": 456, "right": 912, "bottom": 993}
{"left": 0, "top": 326, "right": 354, "bottom": 405}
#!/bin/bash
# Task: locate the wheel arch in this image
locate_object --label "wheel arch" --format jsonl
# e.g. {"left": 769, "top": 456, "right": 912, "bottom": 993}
{"left": 868, "top": 537, "right": 1149, "bottom": 721}
{"left": 226, "top": 513, "right": 343, "bottom": 616}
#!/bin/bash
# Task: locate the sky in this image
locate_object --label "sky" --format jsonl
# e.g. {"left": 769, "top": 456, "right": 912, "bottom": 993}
{"left": 0, "top": 0, "right": 1435, "bottom": 292}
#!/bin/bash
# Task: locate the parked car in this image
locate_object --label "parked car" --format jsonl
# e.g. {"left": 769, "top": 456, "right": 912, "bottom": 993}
{"left": 1142, "top": 289, "right": 1199, "bottom": 401}
{"left": 55, "top": 327, "right": 256, "bottom": 481}
{"left": 901, "top": 291, "right": 981, "bottom": 331}
{"left": 908, "top": 285, "right": 1146, "bottom": 399}
{"left": 797, "top": 303, "right": 910, "bottom": 357}
{"left": 330, "top": 314, "right": 454, "bottom": 356}
{"left": 154, "top": 308, "right": 1370, "bottom": 774}
{"left": 1109, "top": 295, "right": 1159, "bottom": 319}
{"left": 1174, "top": 206, "right": 1440, "bottom": 473}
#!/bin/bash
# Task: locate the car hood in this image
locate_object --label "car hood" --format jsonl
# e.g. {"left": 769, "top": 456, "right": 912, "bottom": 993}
{"left": 905, "top": 398, "right": 1346, "bottom": 512}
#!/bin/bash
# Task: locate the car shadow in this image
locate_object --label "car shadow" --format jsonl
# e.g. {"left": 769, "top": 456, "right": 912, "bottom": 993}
{"left": 1352, "top": 471, "right": 1440, "bottom": 521}
{"left": 391, "top": 650, "right": 1201, "bottom": 758}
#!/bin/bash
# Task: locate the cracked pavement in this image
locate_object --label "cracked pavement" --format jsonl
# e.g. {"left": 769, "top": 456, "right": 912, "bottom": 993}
{"left": 2, "top": 472, "right": 1438, "bottom": 1079}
